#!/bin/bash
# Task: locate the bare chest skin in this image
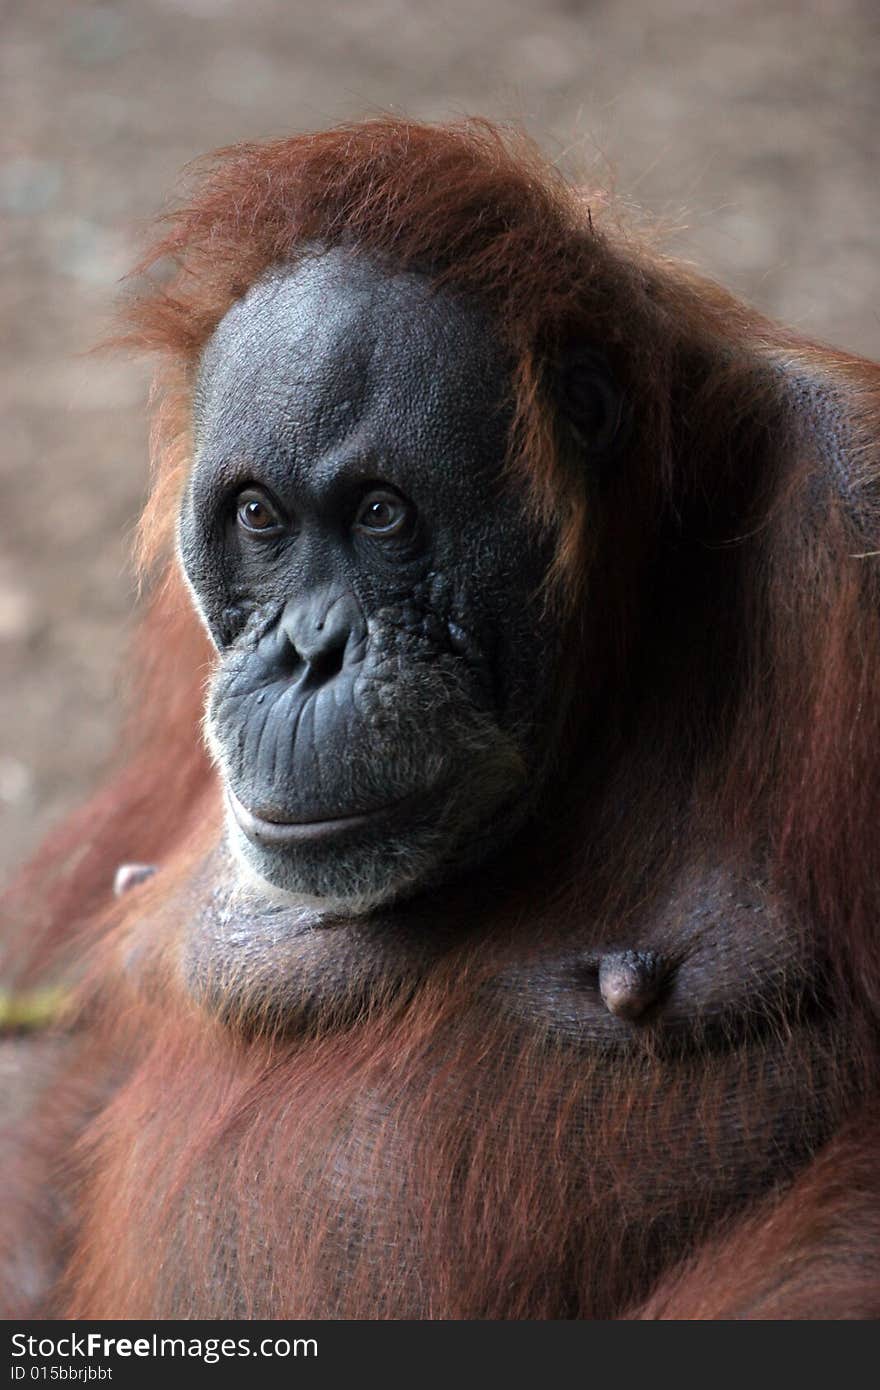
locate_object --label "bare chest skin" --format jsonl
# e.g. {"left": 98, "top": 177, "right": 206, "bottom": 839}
{"left": 82, "top": 847, "right": 848, "bottom": 1319}
{"left": 178, "top": 845, "right": 820, "bottom": 1044}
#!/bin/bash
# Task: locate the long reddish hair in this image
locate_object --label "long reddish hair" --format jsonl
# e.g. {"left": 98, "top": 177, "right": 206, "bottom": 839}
{"left": 5, "top": 119, "right": 880, "bottom": 1319}
{"left": 10, "top": 118, "right": 880, "bottom": 1013}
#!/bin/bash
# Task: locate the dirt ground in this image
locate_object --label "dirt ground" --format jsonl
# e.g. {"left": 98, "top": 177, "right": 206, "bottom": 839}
{"left": 2, "top": 0, "right": 879, "bottom": 882}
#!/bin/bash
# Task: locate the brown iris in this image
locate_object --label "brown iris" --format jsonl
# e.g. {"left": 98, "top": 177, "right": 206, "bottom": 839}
{"left": 354, "top": 490, "right": 410, "bottom": 536}
{"left": 236, "top": 490, "right": 282, "bottom": 534}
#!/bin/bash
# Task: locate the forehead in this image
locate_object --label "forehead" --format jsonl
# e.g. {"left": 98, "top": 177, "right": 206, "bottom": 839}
{"left": 194, "top": 249, "right": 511, "bottom": 490}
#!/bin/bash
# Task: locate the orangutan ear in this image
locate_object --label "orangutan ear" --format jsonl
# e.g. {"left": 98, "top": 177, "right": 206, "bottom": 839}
{"left": 557, "top": 348, "right": 629, "bottom": 458}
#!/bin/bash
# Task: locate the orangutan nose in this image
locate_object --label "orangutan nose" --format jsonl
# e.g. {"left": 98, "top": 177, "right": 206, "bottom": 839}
{"left": 278, "top": 588, "right": 368, "bottom": 684}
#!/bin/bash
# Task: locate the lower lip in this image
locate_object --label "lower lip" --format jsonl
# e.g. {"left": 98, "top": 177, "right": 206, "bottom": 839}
{"left": 227, "top": 790, "right": 394, "bottom": 845}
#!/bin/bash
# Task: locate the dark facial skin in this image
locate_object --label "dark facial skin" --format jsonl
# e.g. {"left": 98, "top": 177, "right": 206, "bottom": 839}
{"left": 180, "top": 250, "right": 561, "bottom": 912}
{"left": 176, "top": 251, "right": 819, "bottom": 1076}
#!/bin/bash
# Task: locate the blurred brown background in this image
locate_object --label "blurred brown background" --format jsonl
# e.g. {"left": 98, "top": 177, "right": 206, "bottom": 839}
{"left": 2, "top": 0, "right": 879, "bottom": 882}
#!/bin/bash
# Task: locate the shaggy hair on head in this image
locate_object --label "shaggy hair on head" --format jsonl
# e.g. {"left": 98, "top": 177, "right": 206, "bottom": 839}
{"left": 4, "top": 118, "right": 880, "bottom": 1320}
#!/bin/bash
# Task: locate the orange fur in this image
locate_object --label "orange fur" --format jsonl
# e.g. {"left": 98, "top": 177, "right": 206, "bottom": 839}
{"left": 3, "top": 118, "right": 880, "bottom": 1319}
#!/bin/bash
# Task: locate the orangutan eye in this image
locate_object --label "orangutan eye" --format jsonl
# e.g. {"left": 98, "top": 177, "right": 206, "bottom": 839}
{"left": 353, "top": 490, "right": 412, "bottom": 537}
{"left": 235, "top": 489, "right": 284, "bottom": 535}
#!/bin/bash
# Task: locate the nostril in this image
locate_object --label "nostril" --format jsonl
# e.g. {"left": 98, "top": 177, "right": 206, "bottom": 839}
{"left": 306, "top": 641, "right": 345, "bottom": 683}
{"left": 275, "top": 590, "right": 367, "bottom": 684}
